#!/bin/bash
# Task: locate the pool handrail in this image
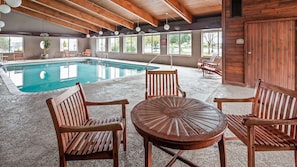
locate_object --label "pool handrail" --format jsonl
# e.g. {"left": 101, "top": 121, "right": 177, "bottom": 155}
{"left": 146, "top": 54, "right": 173, "bottom": 69}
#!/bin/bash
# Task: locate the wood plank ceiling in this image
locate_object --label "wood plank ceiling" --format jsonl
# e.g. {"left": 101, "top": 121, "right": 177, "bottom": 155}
{"left": 12, "top": 0, "right": 222, "bottom": 36}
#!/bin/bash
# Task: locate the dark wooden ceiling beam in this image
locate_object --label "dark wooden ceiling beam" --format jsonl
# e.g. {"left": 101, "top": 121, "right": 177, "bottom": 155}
{"left": 110, "top": 0, "right": 159, "bottom": 27}
{"left": 21, "top": 0, "right": 100, "bottom": 33}
{"left": 13, "top": 7, "right": 89, "bottom": 34}
{"left": 34, "top": 0, "right": 115, "bottom": 31}
{"left": 163, "top": 0, "right": 193, "bottom": 23}
{"left": 68, "top": 0, "right": 134, "bottom": 30}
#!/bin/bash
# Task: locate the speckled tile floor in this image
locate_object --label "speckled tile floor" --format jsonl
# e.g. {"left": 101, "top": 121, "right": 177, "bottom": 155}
{"left": 0, "top": 59, "right": 295, "bottom": 167}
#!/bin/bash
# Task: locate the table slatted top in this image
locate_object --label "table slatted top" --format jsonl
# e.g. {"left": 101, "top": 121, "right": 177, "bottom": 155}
{"left": 131, "top": 96, "right": 227, "bottom": 146}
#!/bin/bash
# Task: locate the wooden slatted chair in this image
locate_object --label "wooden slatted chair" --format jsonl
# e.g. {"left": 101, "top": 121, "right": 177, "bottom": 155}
{"left": 214, "top": 79, "right": 297, "bottom": 167}
{"left": 46, "top": 83, "right": 129, "bottom": 167}
{"left": 145, "top": 69, "right": 186, "bottom": 99}
{"left": 13, "top": 51, "right": 24, "bottom": 60}
{"left": 82, "top": 49, "right": 91, "bottom": 57}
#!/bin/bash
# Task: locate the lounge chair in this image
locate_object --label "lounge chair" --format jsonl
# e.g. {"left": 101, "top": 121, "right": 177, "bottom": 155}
{"left": 201, "top": 58, "right": 222, "bottom": 76}
{"left": 197, "top": 53, "right": 219, "bottom": 69}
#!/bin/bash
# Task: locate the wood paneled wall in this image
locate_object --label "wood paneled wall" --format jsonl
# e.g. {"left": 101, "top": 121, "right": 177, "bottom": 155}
{"left": 223, "top": 0, "right": 297, "bottom": 86}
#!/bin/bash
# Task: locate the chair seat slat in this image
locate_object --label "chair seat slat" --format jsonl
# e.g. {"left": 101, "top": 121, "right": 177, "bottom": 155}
{"left": 65, "top": 117, "right": 122, "bottom": 156}
{"left": 226, "top": 115, "right": 297, "bottom": 148}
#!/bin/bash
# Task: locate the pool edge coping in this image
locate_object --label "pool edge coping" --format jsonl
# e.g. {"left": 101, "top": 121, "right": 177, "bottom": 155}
{"left": 0, "top": 57, "right": 165, "bottom": 95}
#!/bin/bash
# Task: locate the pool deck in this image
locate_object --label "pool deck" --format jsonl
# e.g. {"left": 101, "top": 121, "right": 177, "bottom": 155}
{"left": 0, "top": 58, "right": 295, "bottom": 167}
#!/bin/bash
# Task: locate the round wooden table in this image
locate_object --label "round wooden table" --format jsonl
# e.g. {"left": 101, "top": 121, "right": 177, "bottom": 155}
{"left": 131, "top": 96, "right": 227, "bottom": 167}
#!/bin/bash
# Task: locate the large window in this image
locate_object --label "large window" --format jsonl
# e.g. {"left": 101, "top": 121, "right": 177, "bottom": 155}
{"left": 0, "top": 36, "right": 23, "bottom": 53}
{"left": 108, "top": 37, "right": 120, "bottom": 52}
{"left": 142, "top": 34, "right": 160, "bottom": 54}
{"left": 201, "top": 29, "right": 222, "bottom": 57}
{"left": 123, "top": 35, "right": 137, "bottom": 53}
{"left": 168, "top": 32, "right": 192, "bottom": 56}
{"left": 60, "top": 38, "right": 78, "bottom": 51}
{"left": 96, "top": 37, "right": 106, "bottom": 52}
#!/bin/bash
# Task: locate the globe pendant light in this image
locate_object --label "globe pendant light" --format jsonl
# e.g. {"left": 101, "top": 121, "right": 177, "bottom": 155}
{"left": 135, "top": 18, "right": 141, "bottom": 32}
{"left": 0, "top": 4, "right": 11, "bottom": 14}
{"left": 114, "top": 25, "right": 119, "bottom": 36}
{"left": 164, "top": 13, "right": 170, "bottom": 31}
{"left": 5, "top": 0, "right": 22, "bottom": 8}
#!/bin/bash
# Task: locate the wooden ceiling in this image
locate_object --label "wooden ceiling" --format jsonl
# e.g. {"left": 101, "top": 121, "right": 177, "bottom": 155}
{"left": 13, "top": 0, "right": 222, "bottom": 36}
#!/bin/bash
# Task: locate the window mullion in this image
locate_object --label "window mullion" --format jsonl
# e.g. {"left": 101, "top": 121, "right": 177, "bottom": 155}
{"left": 179, "top": 34, "right": 181, "bottom": 55}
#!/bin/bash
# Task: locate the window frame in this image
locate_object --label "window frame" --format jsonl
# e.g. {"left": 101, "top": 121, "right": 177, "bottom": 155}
{"left": 108, "top": 36, "right": 120, "bottom": 53}
{"left": 167, "top": 31, "right": 192, "bottom": 56}
{"left": 0, "top": 35, "right": 24, "bottom": 53}
{"left": 96, "top": 37, "right": 106, "bottom": 52}
{"left": 60, "top": 38, "right": 78, "bottom": 52}
{"left": 123, "top": 35, "right": 137, "bottom": 54}
{"left": 201, "top": 29, "right": 222, "bottom": 57}
{"left": 142, "top": 33, "right": 160, "bottom": 54}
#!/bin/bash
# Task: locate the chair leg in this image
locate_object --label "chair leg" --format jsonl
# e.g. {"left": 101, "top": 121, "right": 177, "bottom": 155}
{"left": 59, "top": 155, "right": 67, "bottom": 167}
{"left": 113, "top": 132, "right": 119, "bottom": 167}
{"left": 113, "top": 151, "right": 119, "bottom": 167}
{"left": 247, "top": 145, "right": 255, "bottom": 167}
{"left": 123, "top": 127, "right": 127, "bottom": 151}
{"left": 294, "top": 150, "right": 297, "bottom": 167}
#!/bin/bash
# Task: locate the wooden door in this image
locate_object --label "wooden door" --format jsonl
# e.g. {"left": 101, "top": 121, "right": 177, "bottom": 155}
{"left": 245, "top": 19, "right": 296, "bottom": 90}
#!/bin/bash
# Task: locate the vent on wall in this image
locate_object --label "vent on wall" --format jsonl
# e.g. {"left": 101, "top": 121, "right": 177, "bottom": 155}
{"left": 231, "top": 0, "right": 242, "bottom": 17}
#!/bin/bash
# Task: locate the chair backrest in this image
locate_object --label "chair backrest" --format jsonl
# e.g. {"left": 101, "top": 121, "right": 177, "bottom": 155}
{"left": 215, "top": 58, "right": 222, "bottom": 71}
{"left": 145, "top": 69, "right": 180, "bottom": 99}
{"left": 46, "top": 83, "right": 89, "bottom": 152}
{"left": 253, "top": 80, "right": 297, "bottom": 139}
{"left": 209, "top": 53, "right": 218, "bottom": 62}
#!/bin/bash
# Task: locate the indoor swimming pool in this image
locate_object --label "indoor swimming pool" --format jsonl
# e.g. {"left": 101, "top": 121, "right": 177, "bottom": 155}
{"left": 1, "top": 59, "right": 158, "bottom": 92}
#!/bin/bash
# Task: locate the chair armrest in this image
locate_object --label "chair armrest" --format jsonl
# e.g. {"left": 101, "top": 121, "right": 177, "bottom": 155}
{"left": 176, "top": 85, "right": 186, "bottom": 97}
{"left": 214, "top": 97, "right": 255, "bottom": 110}
{"left": 60, "top": 122, "right": 123, "bottom": 133}
{"left": 197, "top": 57, "right": 209, "bottom": 63}
{"left": 243, "top": 117, "right": 297, "bottom": 126}
{"left": 204, "top": 62, "right": 219, "bottom": 67}
{"left": 85, "top": 99, "right": 129, "bottom": 106}
{"left": 214, "top": 97, "right": 255, "bottom": 103}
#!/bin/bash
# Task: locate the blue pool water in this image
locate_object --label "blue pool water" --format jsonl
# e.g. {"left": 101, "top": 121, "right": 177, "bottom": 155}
{"left": 2, "top": 59, "right": 158, "bottom": 92}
